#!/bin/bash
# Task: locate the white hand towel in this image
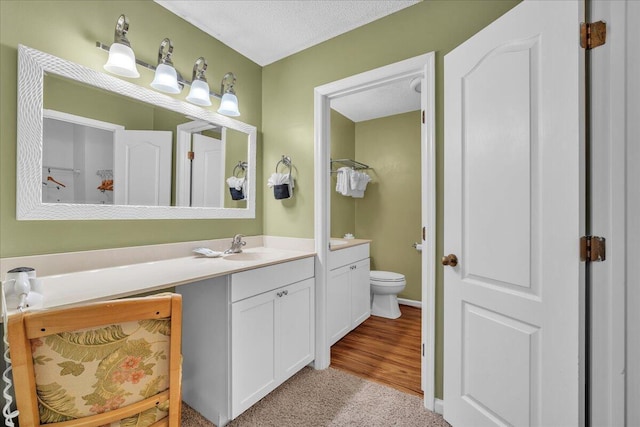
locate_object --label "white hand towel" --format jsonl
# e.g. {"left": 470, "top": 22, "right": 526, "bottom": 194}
{"left": 351, "top": 172, "right": 371, "bottom": 198}
{"left": 336, "top": 167, "right": 352, "bottom": 196}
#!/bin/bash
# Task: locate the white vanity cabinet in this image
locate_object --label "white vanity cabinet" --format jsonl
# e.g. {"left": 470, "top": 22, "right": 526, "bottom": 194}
{"left": 328, "top": 243, "right": 370, "bottom": 345}
{"left": 178, "top": 257, "right": 314, "bottom": 426}
{"left": 231, "top": 276, "right": 314, "bottom": 418}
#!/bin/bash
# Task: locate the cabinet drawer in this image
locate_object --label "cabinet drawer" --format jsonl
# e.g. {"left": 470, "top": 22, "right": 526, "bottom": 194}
{"left": 328, "top": 243, "right": 370, "bottom": 270}
{"left": 231, "top": 257, "right": 314, "bottom": 302}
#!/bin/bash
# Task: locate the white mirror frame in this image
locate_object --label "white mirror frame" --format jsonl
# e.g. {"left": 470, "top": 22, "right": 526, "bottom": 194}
{"left": 17, "top": 44, "right": 256, "bottom": 220}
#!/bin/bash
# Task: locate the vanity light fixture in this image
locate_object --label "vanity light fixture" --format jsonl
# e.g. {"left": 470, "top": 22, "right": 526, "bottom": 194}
{"left": 97, "top": 14, "right": 242, "bottom": 116}
{"left": 218, "top": 72, "right": 241, "bottom": 117}
{"left": 150, "top": 38, "right": 181, "bottom": 94}
{"left": 186, "top": 57, "right": 212, "bottom": 106}
{"left": 103, "top": 15, "right": 140, "bottom": 78}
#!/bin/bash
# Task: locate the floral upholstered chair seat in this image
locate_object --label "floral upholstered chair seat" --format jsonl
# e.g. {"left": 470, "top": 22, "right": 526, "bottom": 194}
{"left": 30, "top": 318, "right": 172, "bottom": 426}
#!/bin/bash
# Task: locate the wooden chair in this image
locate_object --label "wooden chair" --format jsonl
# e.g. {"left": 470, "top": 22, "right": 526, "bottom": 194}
{"left": 7, "top": 294, "right": 182, "bottom": 427}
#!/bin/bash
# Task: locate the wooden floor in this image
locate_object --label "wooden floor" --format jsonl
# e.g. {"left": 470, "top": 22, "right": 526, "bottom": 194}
{"left": 330, "top": 305, "right": 422, "bottom": 396}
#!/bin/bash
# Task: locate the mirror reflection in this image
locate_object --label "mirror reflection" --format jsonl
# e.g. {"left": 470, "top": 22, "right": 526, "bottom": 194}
{"left": 42, "top": 74, "right": 249, "bottom": 208}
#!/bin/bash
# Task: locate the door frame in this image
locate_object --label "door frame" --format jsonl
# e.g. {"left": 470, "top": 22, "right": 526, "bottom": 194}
{"left": 590, "top": 0, "right": 637, "bottom": 423}
{"left": 313, "top": 52, "right": 436, "bottom": 411}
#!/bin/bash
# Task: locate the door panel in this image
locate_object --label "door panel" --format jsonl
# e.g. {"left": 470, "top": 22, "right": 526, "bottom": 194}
{"left": 463, "top": 37, "right": 539, "bottom": 293}
{"left": 113, "top": 130, "right": 172, "bottom": 206}
{"left": 444, "top": 1, "right": 584, "bottom": 426}
{"left": 327, "top": 266, "right": 351, "bottom": 345}
{"left": 350, "top": 258, "right": 371, "bottom": 327}
{"left": 231, "top": 292, "right": 276, "bottom": 417}
{"left": 278, "top": 278, "right": 315, "bottom": 379}
{"left": 192, "top": 133, "right": 225, "bottom": 207}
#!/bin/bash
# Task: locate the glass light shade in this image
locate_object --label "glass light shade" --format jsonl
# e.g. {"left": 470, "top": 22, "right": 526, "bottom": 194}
{"left": 186, "top": 79, "right": 212, "bottom": 106}
{"left": 218, "top": 92, "right": 240, "bottom": 116}
{"left": 150, "top": 63, "right": 181, "bottom": 94}
{"left": 103, "top": 43, "right": 140, "bottom": 78}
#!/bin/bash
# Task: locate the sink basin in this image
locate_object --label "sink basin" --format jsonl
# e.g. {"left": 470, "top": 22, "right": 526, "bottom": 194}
{"left": 223, "top": 252, "right": 277, "bottom": 261}
{"left": 330, "top": 239, "right": 349, "bottom": 247}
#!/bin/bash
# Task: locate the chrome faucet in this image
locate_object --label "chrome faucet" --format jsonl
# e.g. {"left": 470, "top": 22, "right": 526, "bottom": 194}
{"left": 224, "top": 234, "right": 246, "bottom": 254}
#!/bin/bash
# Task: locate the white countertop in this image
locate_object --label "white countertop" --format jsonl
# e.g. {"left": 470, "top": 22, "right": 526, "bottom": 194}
{"left": 8, "top": 246, "right": 315, "bottom": 316}
{"left": 329, "top": 238, "right": 371, "bottom": 251}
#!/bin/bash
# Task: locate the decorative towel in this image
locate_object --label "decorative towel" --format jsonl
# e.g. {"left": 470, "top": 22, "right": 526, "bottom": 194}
{"left": 268, "top": 173, "right": 294, "bottom": 199}
{"left": 267, "top": 173, "right": 293, "bottom": 188}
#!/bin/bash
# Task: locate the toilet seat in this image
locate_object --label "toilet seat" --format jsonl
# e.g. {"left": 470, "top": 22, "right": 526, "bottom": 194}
{"left": 370, "top": 270, "right": 405, "bottom": 283}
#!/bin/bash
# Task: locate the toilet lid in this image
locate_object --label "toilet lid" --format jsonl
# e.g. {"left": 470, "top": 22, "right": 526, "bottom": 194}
{"left": 370, "top": 270, "right": 405, "bottom": 282}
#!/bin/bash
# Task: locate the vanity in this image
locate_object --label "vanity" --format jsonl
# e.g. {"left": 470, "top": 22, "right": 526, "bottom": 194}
{"left": 1, "top": 237, "right": 315, "bottom": 427}
{"left": 179, "top": 256, "right": 314, "bottom": 426}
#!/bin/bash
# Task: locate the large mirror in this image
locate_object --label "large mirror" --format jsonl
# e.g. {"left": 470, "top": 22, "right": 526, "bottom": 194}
{"left": 17, "top": 45, "right": 256, "bottom": 220}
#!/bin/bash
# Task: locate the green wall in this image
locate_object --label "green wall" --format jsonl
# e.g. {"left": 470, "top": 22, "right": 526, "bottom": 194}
{"left": 355, "top": 111, "right": 422, "bottom": 302}
{"left": 330, "top": 109, "right": 356, "bottom": 238}
{"left": 0, "top": 0, "right": 263, "bottom": 257}
{"left": 262, "top": 0, "right": 520, "bottom": 399}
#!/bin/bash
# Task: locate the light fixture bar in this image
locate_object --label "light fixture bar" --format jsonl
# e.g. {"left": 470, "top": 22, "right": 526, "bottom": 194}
{"left": 96, "top": 41, "right": 222, "bottom": 99}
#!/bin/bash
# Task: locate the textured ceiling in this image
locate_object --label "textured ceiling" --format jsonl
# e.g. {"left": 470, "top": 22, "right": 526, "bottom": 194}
{"left": 154, "top": 0, "right": 419, "bottom": 66}
{"left": 331, "top": 76, "right": 421, "bottom": 123}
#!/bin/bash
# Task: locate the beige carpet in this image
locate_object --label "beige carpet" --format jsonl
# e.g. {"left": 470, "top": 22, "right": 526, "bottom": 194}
{"left": 181, "top": 367, "right": 450, "bottom": 426}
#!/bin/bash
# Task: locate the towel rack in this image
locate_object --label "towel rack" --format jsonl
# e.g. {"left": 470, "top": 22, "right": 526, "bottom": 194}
{"left": 232, "top": 161, "right": 248, "bottom": 177}
{"left": 276, "top": 155, "right": 292, "bottom": 174}
{"left": 330, "top": 158, "right": 370, "bottom": 174}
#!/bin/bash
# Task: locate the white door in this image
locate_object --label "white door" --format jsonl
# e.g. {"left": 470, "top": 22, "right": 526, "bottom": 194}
{"left": 443, "top": 1, "right": 585, "bottom": 426}
{"left": 191, "top": 133, "right": 226, "bottom": 207}
{"left": 114, "top": 130, "right": 172, "bottom": 206}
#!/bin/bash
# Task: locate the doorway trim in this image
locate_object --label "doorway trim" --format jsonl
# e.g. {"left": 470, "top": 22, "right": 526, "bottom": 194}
{"left": 313, "top": 52, "right": 436, "bottom": 411}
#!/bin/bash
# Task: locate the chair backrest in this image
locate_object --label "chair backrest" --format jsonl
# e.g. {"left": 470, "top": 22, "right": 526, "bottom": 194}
{"left": 7, "top": 293, "right": 182, "bottom": 427}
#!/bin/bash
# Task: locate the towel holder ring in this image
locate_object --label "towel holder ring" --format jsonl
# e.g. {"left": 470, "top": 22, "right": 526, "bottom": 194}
{"left": 233, "top": 161, "right": 248, "bottom": 178}
{"left": 276, "top": 155, "right": 292, "bottom": 175}
{"left": 273, "top": 155, "right": 293, "bottom": 200}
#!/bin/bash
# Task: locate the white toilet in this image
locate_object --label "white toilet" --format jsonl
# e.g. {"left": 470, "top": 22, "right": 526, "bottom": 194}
{"left": 370, "top": 270, "right": 406, "bottom": 319}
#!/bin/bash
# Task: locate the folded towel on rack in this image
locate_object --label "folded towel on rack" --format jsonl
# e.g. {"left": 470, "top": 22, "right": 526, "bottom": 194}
{"left": 336, "top": 167, "right": 353, "bottom": 196}
{"left": 350, "top": 171, "right": 371, "bottom": 198}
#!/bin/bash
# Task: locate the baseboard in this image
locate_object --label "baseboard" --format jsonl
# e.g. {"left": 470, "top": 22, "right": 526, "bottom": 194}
{"left": 398, "top": 298, "right": 422, "bottom": 308}
{"left": 434, "top": 399, "right": 444, "bottom": 415}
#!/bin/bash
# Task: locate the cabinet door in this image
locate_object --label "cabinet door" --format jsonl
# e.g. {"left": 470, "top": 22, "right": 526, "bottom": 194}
{"left": 350, "top": 258, "right": 371, "bottom": 328}
{"left": 231, "top": 291, "right": 277, "bottom": 418}
{"left": 328, "top": 265, "right": 352, "bottom": 346}
{"left": 278, "top": 278, "right": 315, "bottom": 380}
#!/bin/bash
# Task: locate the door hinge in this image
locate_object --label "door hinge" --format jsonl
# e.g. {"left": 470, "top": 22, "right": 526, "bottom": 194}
{"left": 580, "top": 21, "right": 607, "bottom": 50}
{"left": 422, "top": 110, "right": 425, "bottom": 124}
{"left": 580, "top": 236, "right": 606, "bottom": 262}
{"left": 187, "top": 151, "right": 195, "bottom": 160}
